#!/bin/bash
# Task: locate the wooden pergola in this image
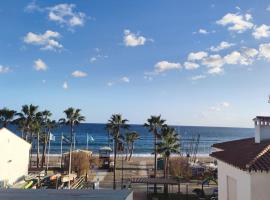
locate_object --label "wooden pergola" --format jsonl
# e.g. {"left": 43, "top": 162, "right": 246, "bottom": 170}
{"left": 129, "top": 177, "right": 181, "bottom": 194}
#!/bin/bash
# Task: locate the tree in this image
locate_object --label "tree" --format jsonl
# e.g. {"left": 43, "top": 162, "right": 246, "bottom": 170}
{"left": 16, "top": 104, "right": 39, "bottom": 142}
{"left": 157, "top": 126, "right": 180, "bottom": 194}
{"left": 144, "top": 115, "right": 167, "bottom": 193}
{"left": 106, "top": 114, "right": 129, "bottom": 190}
{"left": 59, "top": 107, "right": 85, "bottom": 189}
{"left": 0, "top": 108, "right": 17, "bottom": 128}
{"left": 125, "top": 131, "right": 139, "bottom": 161}
{"left": 40, "top": 111, "right": 57, "bottom": 169}
{"left": 16, "top": 104, "right": 39, "bottom": 168}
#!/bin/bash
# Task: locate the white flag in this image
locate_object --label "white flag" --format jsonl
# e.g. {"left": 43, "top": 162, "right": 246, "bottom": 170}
{"left": 49, "top": 133, "right": 55, "bottom": 141}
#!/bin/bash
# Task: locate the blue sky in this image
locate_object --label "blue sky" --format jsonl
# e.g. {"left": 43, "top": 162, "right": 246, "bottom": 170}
{"left": 1, "top": 0, "right": 270, "bottom": 127}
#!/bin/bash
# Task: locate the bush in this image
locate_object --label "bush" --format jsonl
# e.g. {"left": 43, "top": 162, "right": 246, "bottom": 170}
{"left": 64, "top": 151, "right": 91, "bottom": 176}
{"left": 169, "top": 157, "right": 192, "bottom": 180}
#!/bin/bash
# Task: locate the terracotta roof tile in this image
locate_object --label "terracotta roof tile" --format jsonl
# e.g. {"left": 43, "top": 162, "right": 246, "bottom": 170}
{"left": 210, "top": 138, "right": 270, "bottom": 172}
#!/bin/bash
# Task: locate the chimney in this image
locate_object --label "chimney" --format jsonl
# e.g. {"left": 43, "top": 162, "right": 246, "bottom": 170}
{"left": 253, "top": 116, "right": 270, "bottom": 143}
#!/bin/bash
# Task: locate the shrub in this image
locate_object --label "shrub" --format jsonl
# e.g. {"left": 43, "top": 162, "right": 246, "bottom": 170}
{"left": 64, "top": 151, "right": 91, "bottom": 176}
{"left": 169, "top": 157, "right": 192, "bottom": 180}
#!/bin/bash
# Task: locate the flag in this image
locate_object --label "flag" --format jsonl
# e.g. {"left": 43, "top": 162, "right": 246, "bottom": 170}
{"left": 88, "top": 134, "right": 95, "bottom": 143}
{"left": 49, "top": 133, "right": 55, "bottom": 141}
{"left": 62, "top": 135, "right": 71, "bottom": 144}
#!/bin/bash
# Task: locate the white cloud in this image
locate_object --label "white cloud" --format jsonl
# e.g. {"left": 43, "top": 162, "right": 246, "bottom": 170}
{"left": 210, "top": 102, "right": 230, "bottom": 112}
{"left": 144, "top": 75, "right": 153, "bottom": 81}
{"left": 71, "top": 70, "right": 88, "bottom": 77}
{"left": 48, "top": 4, "right": 86, "bottom": 28}
{"left": 63, "top": 81, "right": 68, "bottom": 89}
{"left": 90, "top": 57, "right": 97, "bottom": 63}
{"left": 34, "top": 59, "right": 47, "bottom": 71}
{"left": 121, "top": 76, "right": 130, "bottom": 83}
{"left": 154, "top": 61, "right": 181, "bottom": 73}
{"left": 216, "top": 13, "right": 253, "bottom": 33}
{"left": 252, "top": 24, "right": 270, "bottom": 39}
{"left": 23, "top": 30, "right": 63, "bottom": 50}
{"left": 223, "top": 51, "right": 242, "bottom": 64}
{"left": 24, "top": 0, "right": 42, "bottom": 12}
{"left": 0, "top": 65, "right": 10, "bottom": 74}
{"left": 191, "top": 75, "right": 206, "bottom": 80}
{"left": 107, "top": 82, "right": 114, "bottom": 87}
{"left": 188, "top": 51, "right": 208, "bottom": 61}
{"left": 210, "top": 41, "right": 235, "bottom": 52}
{"left": 259, "top": 43, "right": 270, "bottom": 60}
{"left": 202, "top": 54, "right": 224, "bottom": 74}
{"left": 123, "top": 29, "right": 146, "bottom": 47}
{"left": 198, "top": 29, "right": 209, "bottom": 34}
{"left": 184, "top": 62, "right": 199, "bottom": 70}
{"left": 241, "top": 47, "right": 258, "bottom": 58}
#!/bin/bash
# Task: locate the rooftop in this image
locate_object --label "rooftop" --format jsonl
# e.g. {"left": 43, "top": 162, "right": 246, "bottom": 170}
{"left": 211, "top": 138, "right": 270, "bottom": 172}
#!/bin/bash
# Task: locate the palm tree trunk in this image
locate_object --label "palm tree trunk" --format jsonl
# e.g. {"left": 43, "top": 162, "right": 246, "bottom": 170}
{"left": 36, "top": 131, "right": 40, "bottom": 168}
{"left": 68, "top": 124, "right": 74, "bottom": 189}
{"left": 128, "top": 143, "right": 134, "bottom": 161}
{"left": 41, "top": 136, "right": 47, "bottom": 168}
{"left": 125, "top": 143, "right": 129, "bottom": 161}
{"left": 164, "top": 157, "right": 169, "bottom": 195}
{"left": 113, "top": 138, "right": 117, "bottom": 190}
{"left": 154, "top": 129, "right": 158, "bottom": 194}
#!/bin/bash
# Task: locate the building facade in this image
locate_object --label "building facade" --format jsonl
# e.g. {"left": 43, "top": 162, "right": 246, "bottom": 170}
{"left": 211, "top": 116, "right": 270, "bottom": 200}
{"left": 0, "top": 128, "right": 31, "bottom": 186}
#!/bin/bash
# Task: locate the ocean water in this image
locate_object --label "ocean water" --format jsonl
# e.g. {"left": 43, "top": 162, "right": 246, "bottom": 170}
{"left": 9, "top": 124, "right": 254, "bottom": 156}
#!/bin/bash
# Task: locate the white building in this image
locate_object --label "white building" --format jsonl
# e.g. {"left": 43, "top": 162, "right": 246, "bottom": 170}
{"left": 211, "top": 116, "right": 270, "bottom": 200}
{"left": 0, "top": 127, "right": 31, "bottom": 186}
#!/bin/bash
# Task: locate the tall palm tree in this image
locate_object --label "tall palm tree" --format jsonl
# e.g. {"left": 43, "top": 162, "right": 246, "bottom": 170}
{"left": 0, "top": 108, "right": 17, "bottom": 128}
{"left": 158, "top": 127, "right": 180, "bottom": 178}
{"left": 157, "top": 126, "right": 180, "bottom": 194}
{"left": 144, "top": 115, "right": 167, "bottom": 193}
{"left": 16, "top": 104, "right": 39, "bottom": 168}
{"left": 16, "top": 104, "right": 39, "bottom": 142}
{"left": 59, "top": 107, "right": 85, "bottom": 189}
{"left": 30, "top": 117, "right": 42, "bottom": 168}
{"left": 40, "top": 110, "right": 54, "bottom": 168}
{"left": 106, "top": 114, "right": 129, "bottom": 190}
{"left": 40, "top": 118, "right": 57, "bottom": 168}
{"left": 125, "top": 131, "right": 139, "bottom": 161}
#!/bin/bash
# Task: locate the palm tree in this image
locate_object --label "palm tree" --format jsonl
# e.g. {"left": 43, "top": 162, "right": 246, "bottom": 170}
{"left": 30, "top": 117, "right": 42, "bottom": 168}
{"left": 37, "top": 110, "right": 57, "bottom": 169}
{"left": 59, "top": 107, "right": 85, "bottom": 189}
{"left": 0, "top": 108, "right": 17, "bottom": 128}
{"left": 125, "top": 131, "right": 139, "bottom": 161}
{"left": 16, "top": 104, "right": 39, "bottom": 168}
{"left": 40, "top": 118, "right": 57, "bottom": 169}
{"left": 157, "top": 126, "right": 180, "bottom": 194}
{"left": 16, "top": 104, "right": 39, "bottom": 142}
{"left": 106, "top": 114, "right": 129, "bottom": 190}
{"left": 144, "top": 115, "right": 167, "bottom": 193}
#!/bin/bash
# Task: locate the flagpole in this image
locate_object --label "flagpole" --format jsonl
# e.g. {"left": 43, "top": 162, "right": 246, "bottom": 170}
{"left": 74, "top": 132, "right": 76, "bottom": 150}
{"left": 60, "top": 133, "right": 63, "bottom": 168}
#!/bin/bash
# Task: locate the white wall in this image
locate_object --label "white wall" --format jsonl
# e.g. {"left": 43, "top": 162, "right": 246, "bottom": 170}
{"left": 250, "top": 172, "right": 270, "bottom": 200}
{"left": 217, "top": 160, "right": 251, "bottom": 200}
{"left": 0, "top": 128, "right": 31, "bottom": 185}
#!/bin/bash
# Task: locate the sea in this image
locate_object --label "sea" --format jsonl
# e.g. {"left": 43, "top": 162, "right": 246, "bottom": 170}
{"left": 8, "top": 123, "right": 254, "bottom": 156}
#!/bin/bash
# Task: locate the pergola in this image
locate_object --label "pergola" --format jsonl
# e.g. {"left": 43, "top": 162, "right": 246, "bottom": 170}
{"left": 130, "top": 177, "right": 181, "bottom": 194}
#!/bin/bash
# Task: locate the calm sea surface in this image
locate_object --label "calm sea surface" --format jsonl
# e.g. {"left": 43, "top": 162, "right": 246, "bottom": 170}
{"left": 8, "top": 124, "right": 254, "bottom": 156}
